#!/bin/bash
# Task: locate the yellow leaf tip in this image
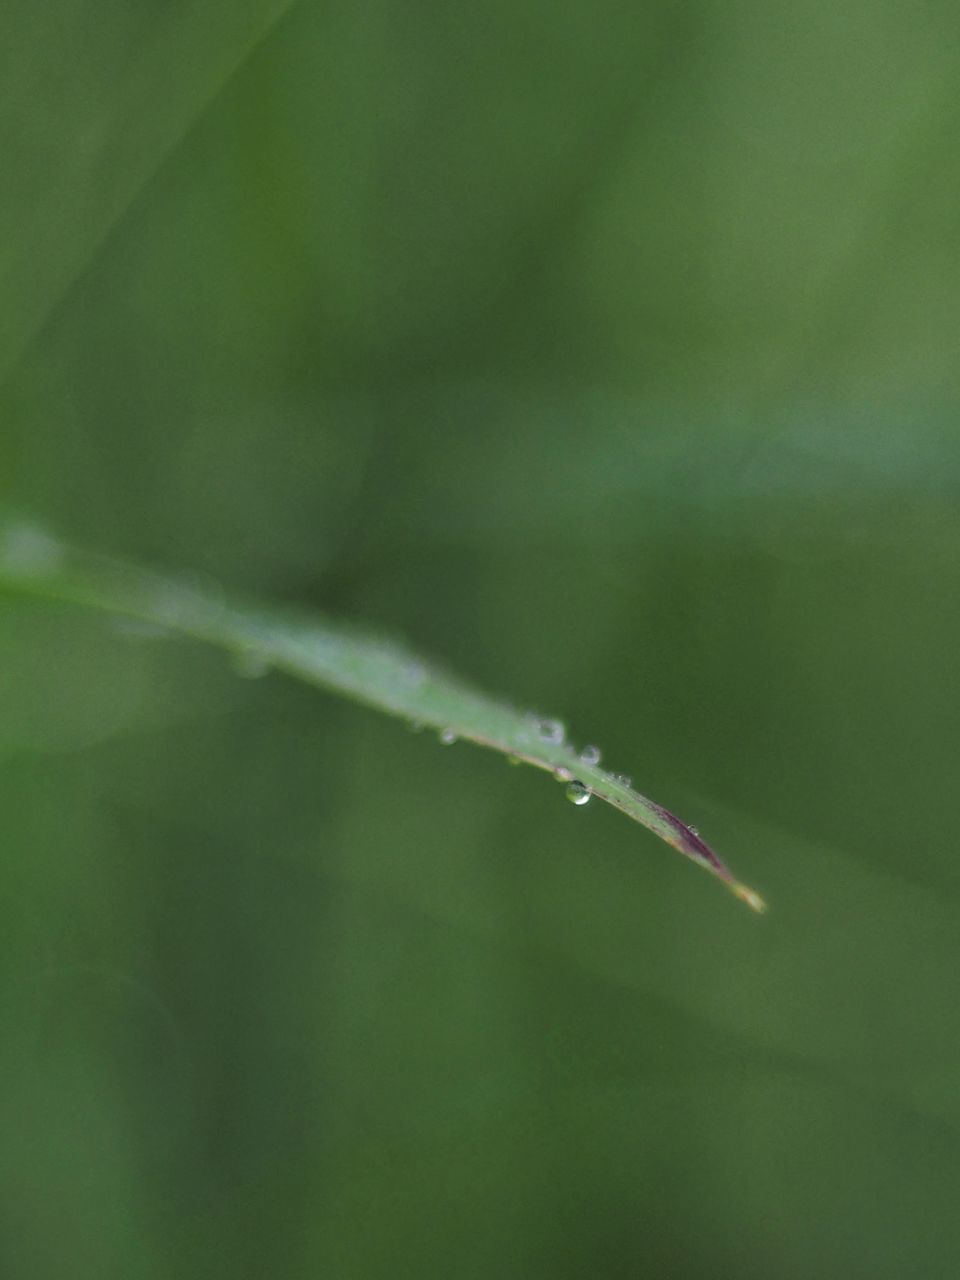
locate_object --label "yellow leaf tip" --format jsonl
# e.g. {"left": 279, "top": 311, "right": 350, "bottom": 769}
{"left": 731, "top": 882, "right": 767, "bottom": 914}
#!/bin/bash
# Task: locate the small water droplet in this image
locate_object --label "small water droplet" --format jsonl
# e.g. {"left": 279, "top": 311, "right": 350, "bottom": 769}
{"left": 612, "top": 773, "right": 633, "bottom": 788}
{"left": 232, "top": 650, "right": 271, "bottom": 679}
{"left": 688, "top": 825, "right": 700, "bottom": 837}
{"left": 579, "top": 744, "right": 601, "bottom": 767}
{"left": 439, "top": 728, "right": 458, "bottom": 745}
{"left": 565, "top": 780, "right": 591, "bottom": 806}
{"left": 535, "top": 718, "right": 565, "bottom": 745}
{"left": 554, "top": 765, "right": 573, "bottom": 783}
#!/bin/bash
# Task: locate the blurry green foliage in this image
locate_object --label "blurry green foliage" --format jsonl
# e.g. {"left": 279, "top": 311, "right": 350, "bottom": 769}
{"left": 2, "top": 1, "right": 960, "bottom": 1277}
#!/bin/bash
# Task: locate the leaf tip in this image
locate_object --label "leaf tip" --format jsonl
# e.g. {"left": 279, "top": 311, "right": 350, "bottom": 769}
{"left": 730, "top": 881, "right": 767, "bottom": 914}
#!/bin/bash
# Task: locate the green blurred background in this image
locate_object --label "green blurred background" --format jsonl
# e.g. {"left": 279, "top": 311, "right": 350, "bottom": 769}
{"left": 2, "top": 2, "right": 960, "bottom": 1276}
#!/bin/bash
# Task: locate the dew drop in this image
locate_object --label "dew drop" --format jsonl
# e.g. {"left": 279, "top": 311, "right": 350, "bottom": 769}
{"left": 535, "top": 718, "right": 565, "bottom": 745}
{"left": 565, "top": 780, "right": 591, "bottom": 806}
{"left": 232, "top": 649, "right": 271, "bottom": 679}
{"left": 612, "top": 773, "right": 633, "bottom": 788}
{"left": 439, "top": 728, "right": 458, "bottom": 745}
{"left": 579, "top": 744, "right": 601, "bottom": 767}
{"left": 554, "top": 765, "right": 574, "bottom": 783}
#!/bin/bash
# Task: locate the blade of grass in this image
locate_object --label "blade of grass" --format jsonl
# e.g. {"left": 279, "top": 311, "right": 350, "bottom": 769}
{"left": 0, "top": 514, "right": 764, "bottom": 911}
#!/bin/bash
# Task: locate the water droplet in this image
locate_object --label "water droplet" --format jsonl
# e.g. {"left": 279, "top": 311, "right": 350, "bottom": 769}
{"left": 439, "top": 728, "right": 458, "bottom": 745}
{"left": 232, "top": 650, "right": 271, "bottom": 679}
{"left": 535, "top": 718, "right": 565, "bottom": 745}
{"left": 579, "top": 744, "right": 601, "bottom": 767}
{"left": 688, "top": 825, "right": 700, "bottom": 836}
{"left": 612, "top": 773, "right": 633, "bottom": 788}
{"left": 554, "top": 765, "right": 573, "bottom": 783}
{"left": 565, "top": 780, "right": 591, "bottom": 806}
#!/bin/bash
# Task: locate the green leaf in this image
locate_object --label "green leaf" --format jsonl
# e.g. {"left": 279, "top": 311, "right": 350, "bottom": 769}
{"left": 0, "top": 512, "right": 764, "bottom": 911}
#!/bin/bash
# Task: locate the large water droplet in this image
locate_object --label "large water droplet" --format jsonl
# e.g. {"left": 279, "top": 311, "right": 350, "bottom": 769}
{"left": 536, "top": 718, "right": 565, "bottom": 745}
{"left": 565, "top": 780, "right": 591, "bottom": 806}
{"left": 439, "top": 728, "right": 458, "bottom": 745}
{"left": 579, "top": 744, "right": 601, "bottom": 767}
